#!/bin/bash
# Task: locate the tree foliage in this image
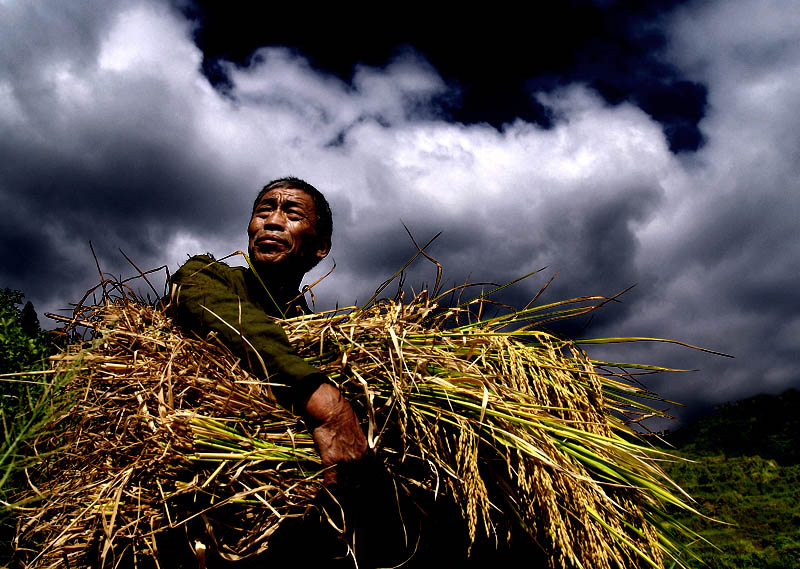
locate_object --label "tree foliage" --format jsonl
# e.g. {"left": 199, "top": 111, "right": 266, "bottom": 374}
{"left": 666, "top": 389, "right": 800, "bottom": 466}
{"left": 664, "top": 454, "right": 800, "bottom": 569}
{"left": 0, "top": 288, "right": 54, "bottom": 376}
{"left": 662, "top": 390, "right": 800, "bottom": 568}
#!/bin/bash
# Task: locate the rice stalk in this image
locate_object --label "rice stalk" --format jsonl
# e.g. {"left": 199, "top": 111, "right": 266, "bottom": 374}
{"left": 282, "top": 295, "right": 700, "bottom": 568}
{"left": 12, "top": 300, "right": 323, "bottom": 568}
{"left": 9, "top": 278, "right": 705, "bottom": 569}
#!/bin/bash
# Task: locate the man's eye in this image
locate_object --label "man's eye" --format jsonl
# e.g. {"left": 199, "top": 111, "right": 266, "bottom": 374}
{"left": 287, "top": 211, "right": 304, "bottom": 219}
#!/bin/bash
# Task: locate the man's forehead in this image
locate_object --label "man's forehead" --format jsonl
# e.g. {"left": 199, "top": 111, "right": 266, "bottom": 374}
{"left": 256, "top": 187, "right": 315, "bottom": 208}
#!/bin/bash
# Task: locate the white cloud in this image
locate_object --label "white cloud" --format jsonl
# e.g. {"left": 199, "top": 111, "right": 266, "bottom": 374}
{"left": 2, "top": 0, "right": 799, "bottom": 420}
{"left": 604, "top": 0, "right": 800, "bottom": 407}
{"left": 98, "top": 4, "right": 199, "bottom": 76}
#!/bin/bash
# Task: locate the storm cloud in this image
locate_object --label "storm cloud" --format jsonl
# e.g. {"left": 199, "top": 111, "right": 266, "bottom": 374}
{"left": 1, "top": 0, "right": 798, "bottom": 425}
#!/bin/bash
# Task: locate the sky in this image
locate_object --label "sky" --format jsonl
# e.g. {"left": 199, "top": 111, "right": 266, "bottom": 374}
{"left": 1, "top": 0, "right": 798, "bottom": 426}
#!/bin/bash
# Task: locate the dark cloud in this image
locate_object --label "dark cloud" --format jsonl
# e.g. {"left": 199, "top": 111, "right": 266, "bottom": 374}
{"left": 178, "top": 0, "right": 705, "bottom": 152}
{"left": 1, "top": 0, "right": 799, "bottom": 429}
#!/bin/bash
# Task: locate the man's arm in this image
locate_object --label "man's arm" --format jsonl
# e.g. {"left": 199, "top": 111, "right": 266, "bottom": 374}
{"left": 170, "top": 255, "right": 366, "bottom": 482}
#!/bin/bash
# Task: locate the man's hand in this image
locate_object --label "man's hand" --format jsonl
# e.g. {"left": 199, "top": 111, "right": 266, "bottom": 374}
{"left": 302, "top": 382, "right": 368, "bottom": 485}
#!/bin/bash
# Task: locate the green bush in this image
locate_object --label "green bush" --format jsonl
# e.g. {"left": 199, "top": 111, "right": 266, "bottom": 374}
{"left": 0, "top": 288, "right": 55, "bottom": 375}
{"left": 663, "top": 454, "right": 800, "bottom": 568}
{"left": 0, "top": 288, "right": 59, "bottom": 563}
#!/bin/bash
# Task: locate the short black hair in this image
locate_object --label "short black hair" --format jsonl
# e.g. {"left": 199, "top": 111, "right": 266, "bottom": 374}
{"left": 253, "top": 177, "right": 333, "bottom": 248}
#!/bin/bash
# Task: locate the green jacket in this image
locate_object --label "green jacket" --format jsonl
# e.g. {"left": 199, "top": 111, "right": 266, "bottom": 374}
{"left": 169, "top": 255, "right": 325, "bottom": 407}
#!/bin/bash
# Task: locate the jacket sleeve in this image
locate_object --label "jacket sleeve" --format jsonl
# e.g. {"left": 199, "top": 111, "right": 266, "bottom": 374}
{"left": 169, "top": 255, "right": 326, "bottom": 408}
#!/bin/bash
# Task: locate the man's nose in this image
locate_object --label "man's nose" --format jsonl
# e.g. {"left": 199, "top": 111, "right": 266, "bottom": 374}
{"left": 263, "top": 210, "right": 287, "bottom": 228}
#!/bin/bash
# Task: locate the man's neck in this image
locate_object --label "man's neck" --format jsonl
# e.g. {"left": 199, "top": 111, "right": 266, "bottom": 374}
{"left": 253, "top": 264, "right": 304, "bottom": 305}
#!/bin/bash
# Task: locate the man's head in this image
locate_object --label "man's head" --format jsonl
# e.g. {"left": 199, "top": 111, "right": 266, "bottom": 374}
{"left": 248, "top": 177, "right": 332, "bottom": 277}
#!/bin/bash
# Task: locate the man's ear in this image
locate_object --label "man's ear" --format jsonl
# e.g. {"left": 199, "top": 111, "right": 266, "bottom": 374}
{"left": 314, "top": 238, "right": 331, "bottom": 261}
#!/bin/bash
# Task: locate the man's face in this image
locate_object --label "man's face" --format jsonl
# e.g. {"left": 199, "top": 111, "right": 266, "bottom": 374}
{"left": 248, "top": 187, "right": 330, "bottom": 273}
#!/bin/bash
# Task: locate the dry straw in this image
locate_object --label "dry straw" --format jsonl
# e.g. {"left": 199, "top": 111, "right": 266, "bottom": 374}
{"left": 11, "top": 266, "right": 709, "bottom": 568}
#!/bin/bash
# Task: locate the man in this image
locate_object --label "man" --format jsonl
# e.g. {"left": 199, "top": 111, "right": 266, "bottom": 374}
{"left": 170, "top": 177, "right": 367, "bottom": 483}
{"left": 168, "top": 177, "right": 543, "bottom": 568}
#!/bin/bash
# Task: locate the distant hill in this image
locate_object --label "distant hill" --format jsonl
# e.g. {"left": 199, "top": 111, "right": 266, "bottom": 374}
{"left": 659, "top": 390, "right": 800, "bottom": 568}
{"left": 664, "top": 388, "right": 800, "bottom": 465}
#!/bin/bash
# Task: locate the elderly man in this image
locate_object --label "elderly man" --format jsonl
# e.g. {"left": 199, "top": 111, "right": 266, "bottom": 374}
{"left": 168, "top": 177, "right": 542, "bottom": 568}
{"left": 170, "top": 177, "right": 367, "bottom": 483}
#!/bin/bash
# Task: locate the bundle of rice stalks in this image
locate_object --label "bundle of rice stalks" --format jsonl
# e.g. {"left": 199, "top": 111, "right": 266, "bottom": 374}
{"left": 12, "top": 280, "right": 706, "bottom": 569}
{"left": 13, "top": 300, "right": 323, "bottom": 568}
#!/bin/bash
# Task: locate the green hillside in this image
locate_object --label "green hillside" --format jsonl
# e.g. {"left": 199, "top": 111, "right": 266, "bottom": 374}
{"left": 661, "top": 389, "right": 800, "bottom": 568}
{"left": 666, "top": 389, "right": 800, "bottom": 465}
